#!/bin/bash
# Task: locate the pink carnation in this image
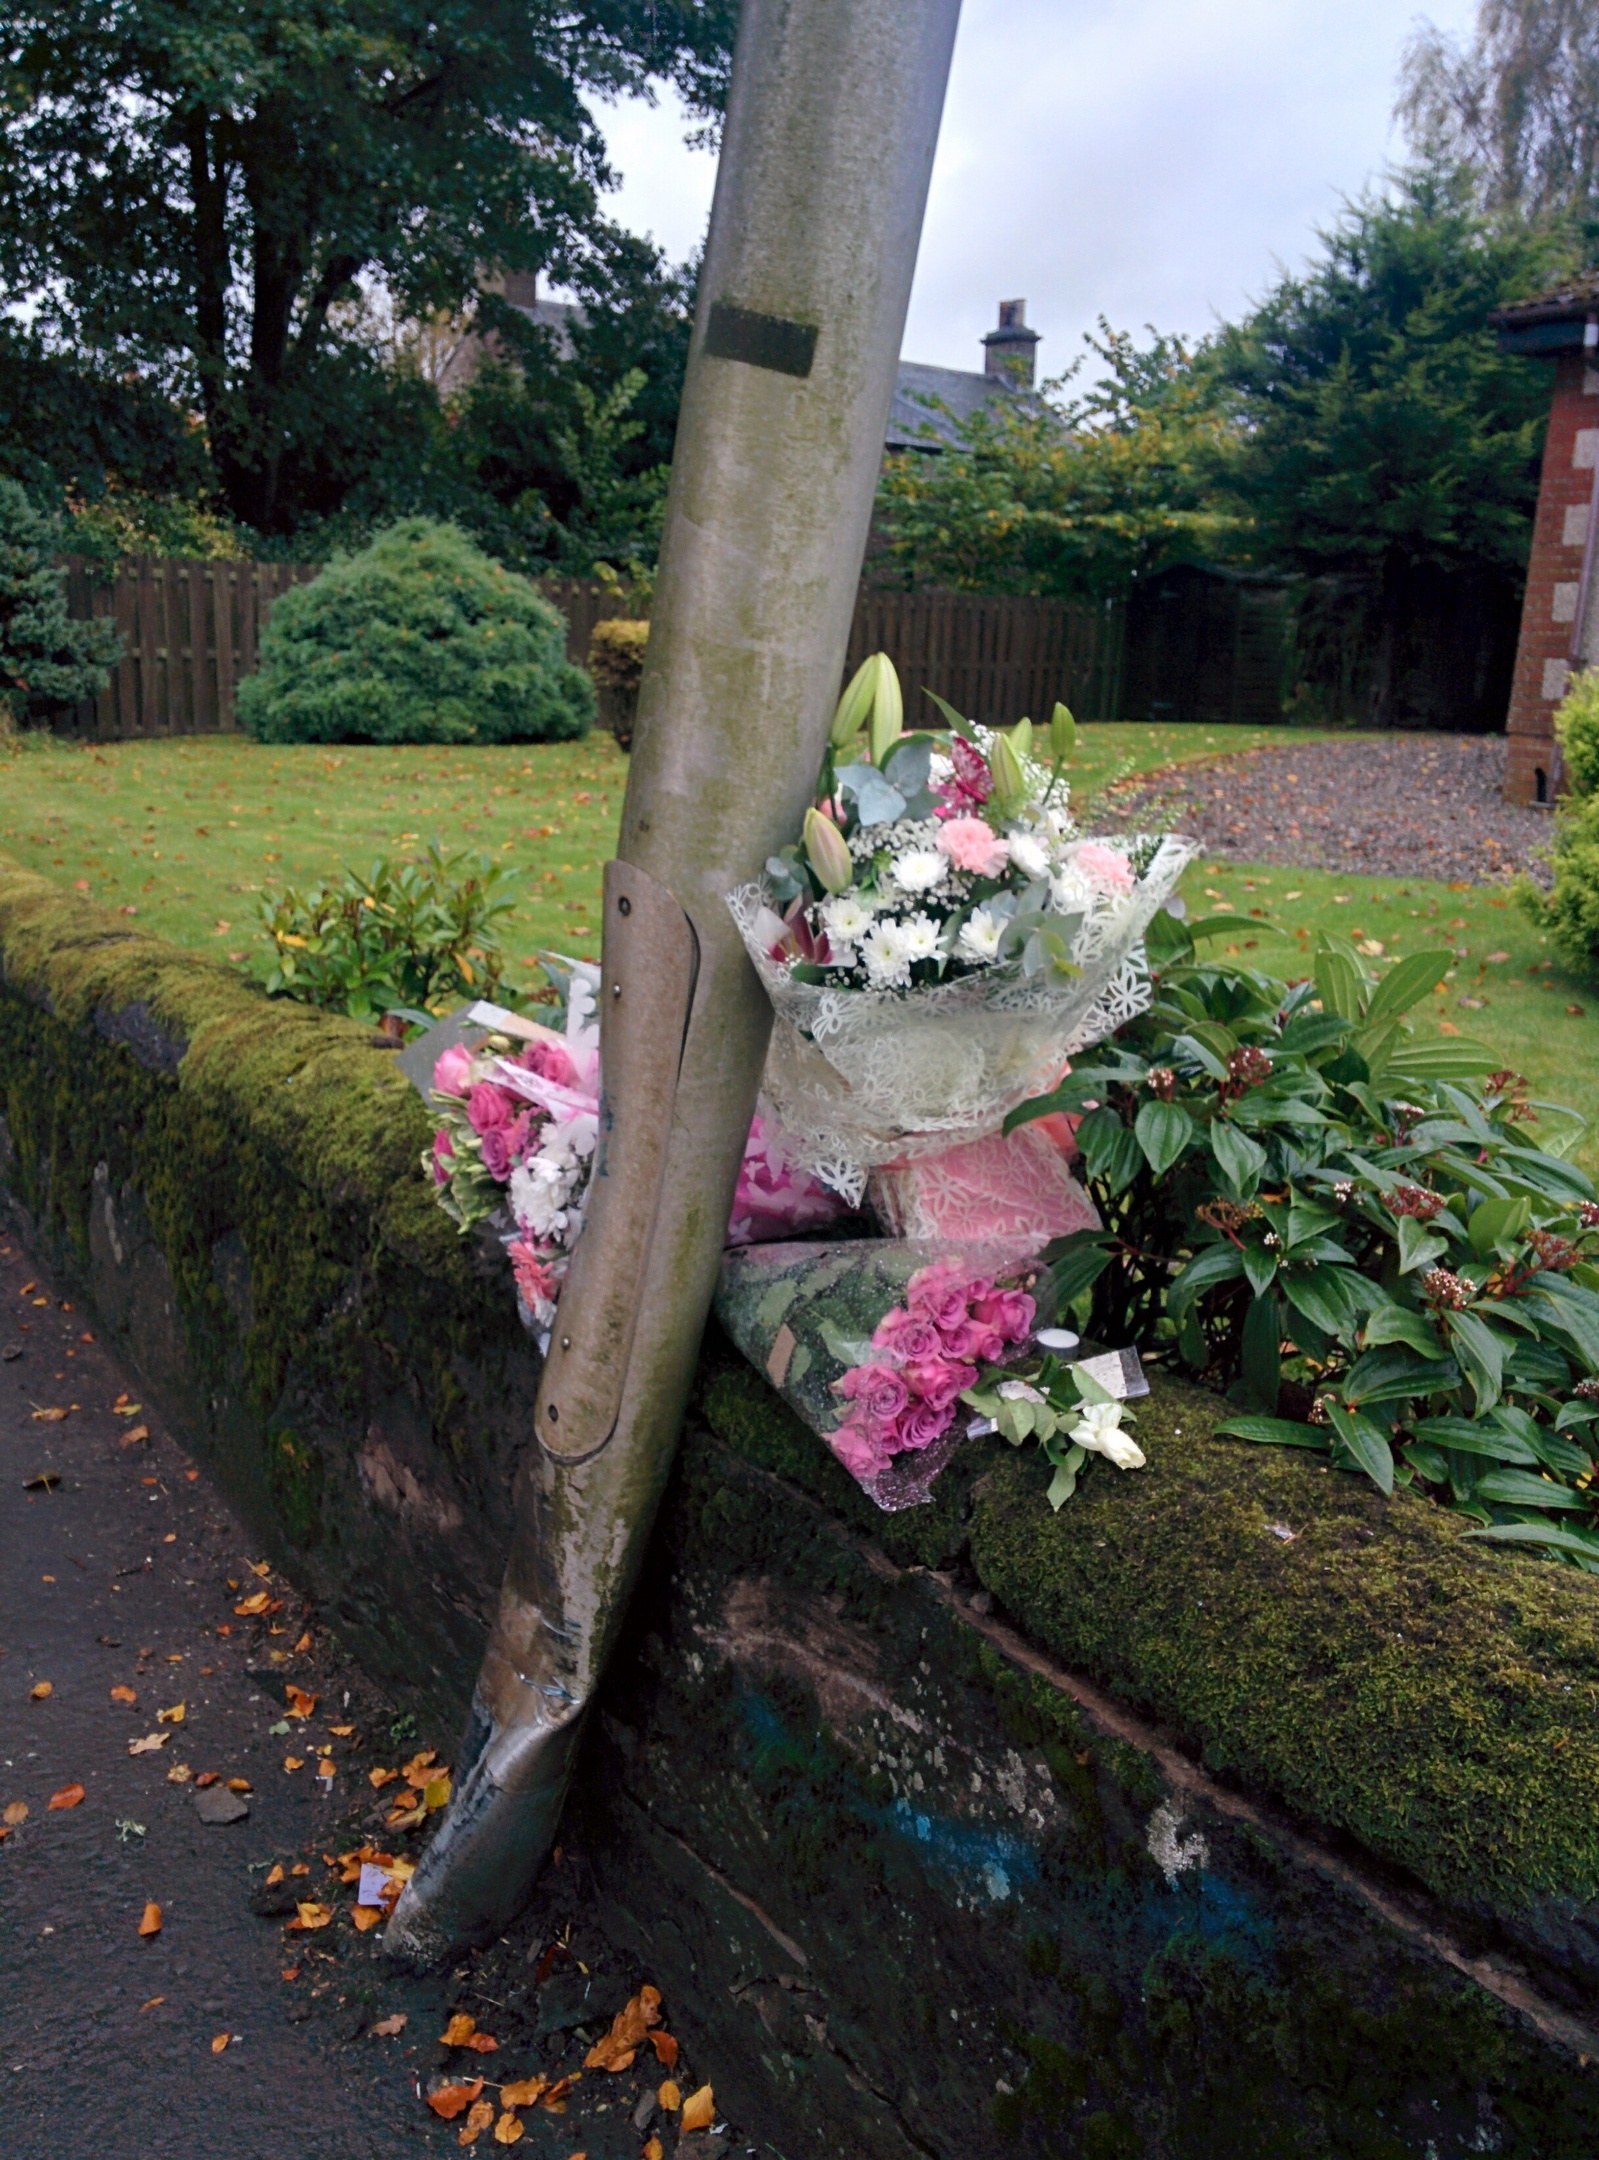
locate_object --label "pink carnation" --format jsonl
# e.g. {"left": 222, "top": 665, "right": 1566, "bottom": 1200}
{"left": 834, "top": 1362, "right": 910, "bottom": 1425}
{"left": 894, "top": 1400, "right": 954, "bottom": 1452}
{"left": 829, "top": 1416, "right": 894, "bottom": 1481}
{"left": 466, "top": 1083, "right": 514, "bottom": 1137}
{"left": 901, "top": 1356, "right": 978, "bottom": 1418}
{"left": 1074, "top": 841, "right": 1135, "bottom": 893}
{"left": 937, "top": 817, "right": 1009, "bottom": 878}
{"left": 509, "top": 1240, "right": 561, "bottom": 1315}
{"left": 870, "top": 1305, "right": 944, "bottom": 1366}
{"left": 972, "top": 1287, "right": 1036, "bottom": 1346}
{"left": 432, "top": 1043, "right": 474, "bottom": 1098}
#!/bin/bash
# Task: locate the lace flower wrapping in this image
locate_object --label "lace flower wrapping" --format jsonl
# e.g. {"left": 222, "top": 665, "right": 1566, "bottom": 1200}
{"left": 729, "top": 832, "right": 1195, "bottom": 1203}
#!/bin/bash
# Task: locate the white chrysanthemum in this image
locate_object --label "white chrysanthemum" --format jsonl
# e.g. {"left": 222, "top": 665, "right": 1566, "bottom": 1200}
{"left": 889, "top": 847, "right": 946, "bottom": 895}
{"left": 510, "top": 1158, "right": 571, "bottom": 1240}
{"left": 928, "top": 751, "right": 955, "bottom": 785}
{"left": 861, "top": 919, "right": 912, "bottom": 988}
{"left": 541, "top": 1111, "right": 598, "bottom": 1168}
{"left": 1049, "top": 866, "right": 1093, "bottom": 916}
{"left": 957, "top": 907, "right": 1006, "bottom": 964}
{"left": 1007, "top": 833, "right": 1050, "bottom": 880}
{"left": 897, "top": 912, "right": 940, "bottom": 962}
{"left": 821, "top": 893, "right": 876, "bottom": 946}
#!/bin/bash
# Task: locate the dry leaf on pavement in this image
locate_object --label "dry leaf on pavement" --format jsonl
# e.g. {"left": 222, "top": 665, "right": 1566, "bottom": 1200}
{"left": 138, "top": 1902, "right": 162, "bottom": 1937}
{"left": 226, "top": 1778, "right": 252, "bottom": 1793}
{"left": 283, "top": 1757, "right": 304, "bottom": 1773}
{"left": 233, "top": 1591, "right": 270, "bottom": 1617}
{"left": 128, "top": 1733, "right": 169, "bottom": 1755}
{"left": 657, "top": 2080, "right": 681, "bottom": 2111}
{"left": 166, "top": 1763, "right": 192, "bottom": 1785}
{"left": 3, "top": 1801, "right": 27, "bottom": 1825}
{"left": 492, "top": 2115, "right": 523, "bottom": 2145}
{"left": 370, "top": 2013, "right": 407, "bottom": 2038}
{"left": 649, "top": 2031, "right": 679, "bottom": 2068}
{"left": 368, "top": 1766, "right": 399, "bottom": 1788}
{"left": 288, "top": 1901, "right": 332, "bottom": 1931}
{"left": 644, "top": 2141, "right": 664, "bottom": 2160}
{"left": 351, "top": 1905, "right": 382, "bottom": 1932}
{"left": 118, "top": 1426, "right": 150, "bottom": 1446}
{"left": 248, "top": 1560, "right": 271, "bottom": 1578}
{"left": 210, "top": 2033, "right": 230, "bottom": 2055}
{"left": 457, "top": 2098, "right": 496, "bottom": 2145}
{"left": 110, "top": 1685, "right": 138, "bottom": 1705}
{"left": 425, "top": 2081, "right": 484, "bottom": 2121}
{"left": 155, "top": 1703, "right": 186, "bottom": 1724}
{"left": 47, "top": 1783, "right": 85, "bottom": 1810}
{"left": 264, "top": 1863, "right": 284, "bottom": 1887}
{"left": 284, "top": 1686, "right": 317, "bottom": 1720}
{"left": 29, "top": 1682, "right": 52, "bottom": 1700}
{"left": 680, "top": 2084, "right": 715, "bottom": 2133}
{"left": 30, "top": 1407, "right": 67, "bottom": 1422}
{"left": 584, "top": 1986, "right": 662, "bottom": 2074}
{"left": 498, "top": 2079, "right": 547, "bottom": 2109}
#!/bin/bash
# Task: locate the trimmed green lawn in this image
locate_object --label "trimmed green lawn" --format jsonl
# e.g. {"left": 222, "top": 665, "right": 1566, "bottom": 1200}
{"left": 2, "top": 723, "right": 1591, "bottom": 1168}
{"left": 1177, "top": 859, "right": 1599, "bottom": 1172}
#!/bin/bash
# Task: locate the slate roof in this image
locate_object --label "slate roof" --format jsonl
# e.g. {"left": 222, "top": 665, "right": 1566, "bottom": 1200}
{"left": 885, "top": 361, "right": 1037, "bottom": 451}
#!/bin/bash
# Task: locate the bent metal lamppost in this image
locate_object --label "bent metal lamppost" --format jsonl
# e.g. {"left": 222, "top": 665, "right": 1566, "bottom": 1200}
{"left": 387, "top": 0, "right": 964, "bottom": 1962}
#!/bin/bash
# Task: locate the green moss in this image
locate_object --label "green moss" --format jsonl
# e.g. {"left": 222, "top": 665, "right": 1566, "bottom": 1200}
{"left": 969, "top": 1371, "right": 1599, "bottom": 1919}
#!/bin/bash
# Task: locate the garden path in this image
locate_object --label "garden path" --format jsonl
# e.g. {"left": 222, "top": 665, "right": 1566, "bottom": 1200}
{"left": 0, "top": 1226, "right": 737, "bottom": 2160}
{"left": 1105, "top": 733, "right": 1550, "bottom": 885}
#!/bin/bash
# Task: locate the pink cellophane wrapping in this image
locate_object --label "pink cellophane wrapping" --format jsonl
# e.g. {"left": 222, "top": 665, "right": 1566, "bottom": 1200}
{"left": 867, "top": 1123, "right": 1099, "bottom": 1266}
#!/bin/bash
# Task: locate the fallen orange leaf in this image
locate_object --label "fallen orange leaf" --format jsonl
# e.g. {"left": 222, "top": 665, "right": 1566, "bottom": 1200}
{"left": 541, "top": 2076, "right": 575, "bottom": 2112}
{"left": 140, "top": 1997, "right": 164, "bottom": 2011}
{"left": 644, "top": 2141, "right": 664, "bottom": 2160}
{"left": 680, "top": 2084, "right": 715, "bottom": 2133}
{"left": 128, "top": 1733, "right": 169, "bottom": 1755}
{"left": 248, "top": 1560, "right": 272, "bottom": 1578}
{"left": 118, "top": 1424, "right": 151, "bottom": 1446}
{"left": 498, "top": 2078, "right": 548, "bottom": 2108}
{"left": 3, "top": 1801, "right": 28, "bottom": 1826}
{"left": 657, "top": 2080, "right": 681, "bottom": 2111}
{"left": 284, "top": 1686, "right": 318, "bottom": 1720}
{"left": 426, "top": 2081, "right": 484, "bottom": 2121}
{"left": 649, "top": 2031, "right": 679, "bottom": 2069}
{"left": 280, "top": 1966, "right": 300, "bottom": 1982}
{"left": 226, "top": 1778, "right": 252, "bottom": 1794}
{"left": 30, "top": 1681, "right": 52, "bottom": 1701}
{"left": 328, "top": 1723, "right": 354, "bottom": 1737}
{"left": 233, "top": 1591, "right": 270, "bottom": 1617}
{"left": 210, "top": 2033, "right": 230, "bottom": 2055}
{"left": 458, "top": 2098, "right": 496, "bottom": 2145}
{"left": 351, "top": 1904, "right": 382, "bottom": 1932}
{"left": 138, "top": 1901, "right": 162, "bottom": 1937}
{"left": 283, "top": 1757, "right": 305, "bottom": 1773}
{"left": 585, "top": 1986, "right": 662, "bottom": 2074}
{"left": 370, "top": 2013, "right": 407, "bottom": 2038}
{"left": 30, "top": 1407, "right": 67, "bottom": 1422}
{"left": 292, "top": 1630, "right": 312, "bottom": 1653}
{"left": 289, "top": 1901, "right": 332, "bottom": 1931}
{"left": 423, "top": 1773, "right": 452, "bottom": 1811}
{"left": 110, "top": 1685, "right": 138, "bottom": 1705}
{"left": 48, "top": 1783, "right": 85, "bottom": 1810}
{"left": 290, "top": 1861, "right": 310, "bottom": 1875}
{"left": 265, "top": 1863, "right": 284, "bottom": 1886}
{"left": 466, "top": 2033, "right": 498, "bottom": 2055}
{"left": 194, "top": 1772, "right": 219, "bottom": 1789}
{"left": 492, "top": 2115, "right": 524, "bottom": 2146}
{"left": 155, "top": 1703, "right": 186, "bottom": 1724}
{"left": 368, "top": 1767, "right": 399, "bottom": 1788}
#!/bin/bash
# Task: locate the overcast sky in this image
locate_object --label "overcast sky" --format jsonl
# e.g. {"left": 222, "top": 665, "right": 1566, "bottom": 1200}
{"left": 582, "top": 0, "right": 1482, "bottom": 379}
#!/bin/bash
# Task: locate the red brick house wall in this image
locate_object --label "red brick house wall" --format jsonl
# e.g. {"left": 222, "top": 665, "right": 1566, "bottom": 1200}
{"left": 1505, "top": 349, "right": 1599, "bottom": 804}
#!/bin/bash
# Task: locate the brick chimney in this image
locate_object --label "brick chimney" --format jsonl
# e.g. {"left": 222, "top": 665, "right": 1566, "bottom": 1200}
{"left": 982, "top": 299, "right": 1040, "bottom": 389}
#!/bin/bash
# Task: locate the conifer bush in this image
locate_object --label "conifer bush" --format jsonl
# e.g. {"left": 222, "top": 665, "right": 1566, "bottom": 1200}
{"left": 0, "top": 479, "right": 121, "bottom": 725}
{"left": 237, "top": 518, "right": 594, "bottom": 746}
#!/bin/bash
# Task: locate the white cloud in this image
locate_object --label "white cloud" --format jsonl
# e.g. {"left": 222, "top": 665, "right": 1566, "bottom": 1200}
{"left": 581, "top": 0, "right": 1481, "bottom": 375}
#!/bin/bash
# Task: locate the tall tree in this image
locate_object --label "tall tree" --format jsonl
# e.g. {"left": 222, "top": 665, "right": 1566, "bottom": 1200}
{"left": 1399, "top": 0, "right": 1599, "bottom": 221}
{"left": 1215, "top": 165, "right": 1576, "bottom": 724}
{"left": 0, "top": 0, "right": 734, "bottom": 535}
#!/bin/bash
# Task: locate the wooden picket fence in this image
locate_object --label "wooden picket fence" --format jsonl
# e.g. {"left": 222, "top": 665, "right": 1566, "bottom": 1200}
{"left": 55, "top": 559, "right": 1125, "bottom": 741}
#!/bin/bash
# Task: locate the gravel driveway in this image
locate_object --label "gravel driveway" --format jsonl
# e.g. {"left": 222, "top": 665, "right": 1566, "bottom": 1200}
{"left": 1105, "top": 733, "right": 1555, "bottom": 885}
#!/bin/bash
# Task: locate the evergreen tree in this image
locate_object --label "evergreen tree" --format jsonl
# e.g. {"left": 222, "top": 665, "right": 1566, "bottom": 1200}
{"left": 0, "top": 482, "right": 121, "bottom": 725}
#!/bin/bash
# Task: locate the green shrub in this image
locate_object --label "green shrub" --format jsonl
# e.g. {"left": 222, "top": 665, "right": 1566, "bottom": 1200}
{"left": 258, "top": 845, "right": 520, "bottom": 1023}
{"left": 0, "top": 478, "right": 121, "bottom": 724}
{"left": 237, "top": 518, "right": 594, "bottom": 746}
{"left": 1012, "top": 910, "right": 1599, "bottom": 1563}
{"left": 1524, "top": 671, "right": 1599, "bottom": 970}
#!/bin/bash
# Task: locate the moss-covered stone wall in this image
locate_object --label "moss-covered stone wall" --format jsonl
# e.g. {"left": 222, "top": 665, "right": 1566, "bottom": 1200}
{"left": 0, "top": 851, "right": 536, "bottom": 1727}
{"left": 6, "top": 851, "right": 1599, "bottom": 2154}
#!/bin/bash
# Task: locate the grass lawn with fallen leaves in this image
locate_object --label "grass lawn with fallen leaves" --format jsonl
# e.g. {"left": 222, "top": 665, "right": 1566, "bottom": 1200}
{"left": 0, "top": 720, "right": 1305, "bottom": 974}
{"left": 5, "top": 723, "right": 1592, "bottom": 1169}
{"left": 1184, "top": 859, "right": 1599, "bottom": 1174}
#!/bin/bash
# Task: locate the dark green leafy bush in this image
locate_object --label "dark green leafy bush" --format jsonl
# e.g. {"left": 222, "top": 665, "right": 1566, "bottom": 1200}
{"left": 1526, "top": 670, "right": 1599, "bottom": 971}
{"left": 236, "top": 518, "right": 594, "bottom": 746}
{"left": 258, "top": 846, "right": 519, "bottom": 1024}
{"left": 1013, "top": 911, "right": 1599, "bottom": 1564}
{"left": 0, "top": 478, "right": 121, "bottom": 723}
